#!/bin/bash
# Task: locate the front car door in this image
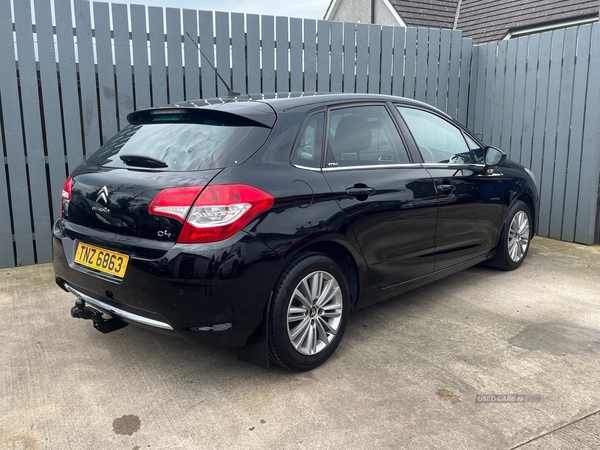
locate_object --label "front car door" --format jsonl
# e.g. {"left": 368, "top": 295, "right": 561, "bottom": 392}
{"left": 396, "top": 105, "right": 504, "bottom": 271}
{"left": 321, "top": 103, "right": 438, "bottom": 288}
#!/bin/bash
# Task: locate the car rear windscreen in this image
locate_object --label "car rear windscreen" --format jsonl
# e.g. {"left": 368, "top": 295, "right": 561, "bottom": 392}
{"left": 86, "top": 116, "right": 271, "bottom": 171}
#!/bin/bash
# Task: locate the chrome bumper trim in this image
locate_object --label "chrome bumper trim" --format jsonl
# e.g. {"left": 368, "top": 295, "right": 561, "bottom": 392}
{"left": 65, "top": 284, "right": 173, "bottom": 331}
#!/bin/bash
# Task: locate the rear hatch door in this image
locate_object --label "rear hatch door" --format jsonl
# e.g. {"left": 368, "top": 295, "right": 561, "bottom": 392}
{"left": 62, "top": 105, "right": 274, "bottom": 259}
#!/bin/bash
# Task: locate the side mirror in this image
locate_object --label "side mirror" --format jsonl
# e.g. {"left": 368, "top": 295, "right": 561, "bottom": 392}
{"left": 484, "top": 146, "right": 506, "bottom": 172}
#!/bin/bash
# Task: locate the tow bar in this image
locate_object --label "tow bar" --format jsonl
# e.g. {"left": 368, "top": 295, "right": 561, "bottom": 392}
{"left": 71, "top": 298, "right": 128, "bottom": 334}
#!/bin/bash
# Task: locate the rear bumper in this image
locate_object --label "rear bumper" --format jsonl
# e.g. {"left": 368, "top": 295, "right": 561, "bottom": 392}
{"left": 52, "top": 220, "right": 285, "bottom": 347}
{"left": 65, "top": 283, "right": 173, "bottom": 330}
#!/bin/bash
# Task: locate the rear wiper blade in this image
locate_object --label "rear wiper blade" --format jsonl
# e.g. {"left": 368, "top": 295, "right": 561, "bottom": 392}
{"left": 120, "top": 154, "right": 168, "bottom": 168}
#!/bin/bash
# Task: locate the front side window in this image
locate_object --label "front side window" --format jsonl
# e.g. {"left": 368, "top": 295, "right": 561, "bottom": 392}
{"left": 465, "top": 134, "right": 485, "bottom": 164}
{"left": 326, "top": 105, "right": 410, "bottom": 167}
{"left": 398, "top": 107, "right": 475, "bottom": 164}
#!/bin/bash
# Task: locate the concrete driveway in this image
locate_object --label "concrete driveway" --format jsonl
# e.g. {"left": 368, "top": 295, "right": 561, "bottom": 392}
{"left": 1, "top": 237, "right": 599, "bottom": 449}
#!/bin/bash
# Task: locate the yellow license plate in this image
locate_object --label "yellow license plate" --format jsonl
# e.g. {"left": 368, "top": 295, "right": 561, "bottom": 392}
{"left": 74, "top": 242, "right": 129, "bottom": 278}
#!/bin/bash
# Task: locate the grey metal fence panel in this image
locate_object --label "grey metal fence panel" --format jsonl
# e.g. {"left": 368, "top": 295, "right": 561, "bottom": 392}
{"left": 447, "top": 30, "right": 461, "bottom": 121}
{"left": 391, "top": 27, "right": 405, "bottom": 97}
{"left": 216, "top": 12, "right": 231, "bottom": 96}
{"left": 55, "top": 0, "right": 84, "bottom": 172}
{"left": 199, "top": 10, "right": 217, "bottom": 98}
{"left": 520, "top": 35, "right": 539, "bottom": 168}
{"left": 473, "top": 43, "right": 488, "bottom": 137}
{"left": 94, "top": 2, "right": 118, "bottom": 142}
{"left": 481, "top": 42, "right": 496, "bottom": 144}
{"left": 466, "top": 43, "right": 479, "bottom": 131}
{"left": 246, "top": 14, "right": 261, "bottom": 94}
{"left": 14, "top": 0, "right": 52, "bottom": 263}
{"left": 317, "top": 20, "right": 329, "bottom": 92}
{"left": 261, "top": 15, "right": 276, "bottom": 93}
{"left": 426, "top": 28, "right": 440, "bottom": 107}
{"left": 0, "top": 134, "right": 14, "bottom": 267}
{"left": 490, "top": 40, "right": 507, "bottom": 148}
{"left": 34, "top": 0, "right": 66, "bottom": 220}
{"left": 457, "top": 37, "right": 472, "bottom": 126}
{"left": 368, "top": 24, "right": 382, "bottom": 94}
{"left": 290, "top": 18, "right": 303, "bottom": 92}
{"left": 380, "top": 26, "right": 393, "bottom": 95}
{"left": 303, "top": 19, "right": 317, "bottom": 92}
{"left": 404, "top": 27, "right": 417, "bottom": 100}
{"left": 0, "top": 52, "right": 13, "bottom": 267}
{"left": 0, "top": 3, "right": 13, "bottom": 277}
{"left": 113, "top": 3, "right": 134, "bottom": 128}
{"left": 343, "top": 22, "right": 356, "bottom": 93}
{"left": 355, "top": 23, "right": 368, "bottom": 93}
{"left": 131, "top": 5, "right": 152, "bottom": 109}
{"left": 549, "top": 27, "right": 577, "bottom": 239}
{"left": 166, "top": 8, "right": 184, "bottom": 103}
{"left": 538, "top": 29, "right": 566, "bottom": 237}
{"left": 149, "top": 7, "right": 167, "bottom": 105}
{"left": 183, "top": 9, "right": 200, "bottom": 100}
{"left": 530, "top": 32, "right": 552, "bottom": 196}
{"left": 276, "top": 16, "right": 289, "bottom": 92}
{"left": 330, "top": 22, "right": 343, "bottom": 92}
{"left": 499, "top": 40, "right": 517, "bottom": 151}
{"left": 74, "top": 0, "right": 101, "bottom": 155}
{"left": 437, "top": 29, "right": 451, "bottom": 112}
{"left": 0, "top": 0, "right": 31, "bottom": 266}
{"left": 415, "top": 28, "right": 428, "bottom": 102}
{"left": 510, "top": 37, "right": 528, "bottom": 164}
{"left": 576, "top": 22, "right": 600, "bottom": 244}
{"left": 232, "top": 13, "right": 247, "bottom": 94}
{"left": 562, "top": 25, "right": 592, "bottom": 242}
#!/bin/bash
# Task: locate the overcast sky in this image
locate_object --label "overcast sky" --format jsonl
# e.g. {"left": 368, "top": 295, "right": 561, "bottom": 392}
{"left": 101, "top": 0, "right": 332, "bottom": 19}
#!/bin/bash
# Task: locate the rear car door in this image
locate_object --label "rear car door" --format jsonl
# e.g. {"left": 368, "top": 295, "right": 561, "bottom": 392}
{"left": 321, "top": 103, "right": 438, "bottom": 288}
{"left": 397, "top": 106, "right": 504, "bottom": 271}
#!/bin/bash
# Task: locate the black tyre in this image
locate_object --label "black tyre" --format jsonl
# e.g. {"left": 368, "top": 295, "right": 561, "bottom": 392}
{"left": 498, "top": 200, "right": 532, "bottom": 271}
{"left": 268, "top": 253, "right": 350, "bottom": 371}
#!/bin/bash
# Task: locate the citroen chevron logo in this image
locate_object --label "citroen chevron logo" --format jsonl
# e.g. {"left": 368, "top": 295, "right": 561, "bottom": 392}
{"left": 96, "top": 186, "right": 109, "bottom": 204}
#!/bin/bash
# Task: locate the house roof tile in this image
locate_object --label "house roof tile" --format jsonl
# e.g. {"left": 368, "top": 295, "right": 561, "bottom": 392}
{"left": 391, "top": 0, "right": 599, "bottom": 43}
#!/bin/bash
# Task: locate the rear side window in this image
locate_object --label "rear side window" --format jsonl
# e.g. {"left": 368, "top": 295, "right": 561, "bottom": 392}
{"left": 86, "top": 121, "right": 271, "bottom": 171}
{"left": 326, "top": 105, "right": 410, "bottom": 167}
{"left": 291, "top": 112, "right": 324, "bottom": 168}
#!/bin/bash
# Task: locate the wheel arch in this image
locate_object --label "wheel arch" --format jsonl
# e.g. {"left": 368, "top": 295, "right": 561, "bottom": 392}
{"left": 239, "top": 235, "right": 366, "bottom": 367}
{"left": 511, "top": 193, "right": 537, "bottom": 235}
{"left": 297, "top": 241, "right": 361, "bottom": 310}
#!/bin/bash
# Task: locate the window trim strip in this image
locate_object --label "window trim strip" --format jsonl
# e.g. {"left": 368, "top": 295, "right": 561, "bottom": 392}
{"left": 322, "top": 163, "right": 420, "bottom": 172}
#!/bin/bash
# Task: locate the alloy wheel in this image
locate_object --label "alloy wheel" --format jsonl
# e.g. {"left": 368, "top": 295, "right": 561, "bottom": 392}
{"left": 508, "top": 211, "right": 530, "bottom": 262}
{"left": 286, "top": 270, "right": 343, "bottom": 356}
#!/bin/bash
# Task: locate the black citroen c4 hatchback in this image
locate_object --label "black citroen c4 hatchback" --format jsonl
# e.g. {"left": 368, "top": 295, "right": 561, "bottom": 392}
{"left": 53, "top": 93, "right": 539, "bottom": 371}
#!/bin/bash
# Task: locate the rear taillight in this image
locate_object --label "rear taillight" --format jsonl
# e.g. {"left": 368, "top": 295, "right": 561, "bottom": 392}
{"left": 60, "top": 176, "right": 73, "bottom": 217}
{"left": 148, "top": 184, "right": 274, "bottom": 243}
{"left": 148, "top": 186, "right": 204, "bottom": 221}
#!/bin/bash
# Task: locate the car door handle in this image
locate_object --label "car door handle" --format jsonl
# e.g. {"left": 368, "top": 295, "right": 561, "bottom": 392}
{"left": 346, "top": 187, "right": 375, "bottom": 197}
{"left": 436, "top": 184, "right": 455, "bottom": 194}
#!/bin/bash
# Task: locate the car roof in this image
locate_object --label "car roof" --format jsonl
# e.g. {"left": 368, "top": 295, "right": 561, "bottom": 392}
{"left": 158, "top": 92, "right": 451, "bottom": 119}
{"left": 127, "top": 93, "right": 456, "bottom": 128}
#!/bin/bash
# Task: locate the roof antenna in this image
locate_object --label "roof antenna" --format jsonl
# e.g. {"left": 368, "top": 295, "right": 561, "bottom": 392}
{"left": 185, "top": 32, "right": 240, "bottom": 97}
